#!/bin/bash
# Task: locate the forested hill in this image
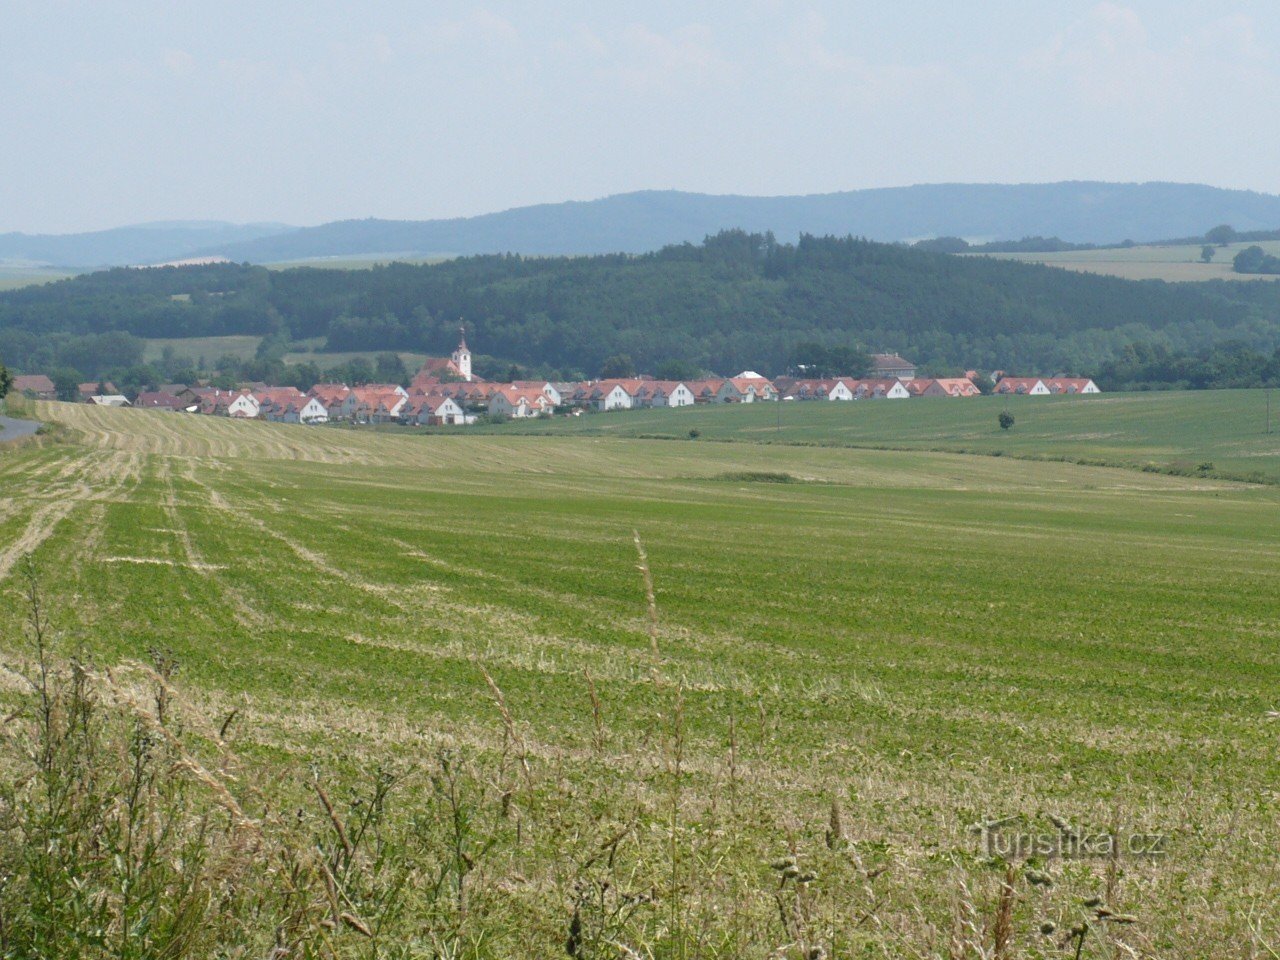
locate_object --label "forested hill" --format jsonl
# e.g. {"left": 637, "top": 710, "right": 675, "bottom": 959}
{"left": 3, "top": 231, "right": 1279, "bottom": 377}
{"left": 204, "top": 182, "right": 1280, "bottom": 262}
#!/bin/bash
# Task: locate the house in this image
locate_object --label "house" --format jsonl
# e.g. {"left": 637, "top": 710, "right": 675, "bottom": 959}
{"left": 508, "top": 381, "right": 563, "bottom": 407}
{"left": 716, "top": 372, "right": 778, "bottom": 403}
{"left": 88, "top": 394, "right": 130, "bottom": 407}
{"left": 906, "top": 378, "right": 982, "bottom": 398}
{"left": 1043, "top": 377, "right": 1101, "bottom": 395}
{"left": 78, "top": 381, "right": 119, "bottom": 402}
{"left": 488, "top": 385, "right": 553, "bottom": 418}
{"left": 638, "top": 381, "right": 696, "bottom": 408}
{"left": 264, "top": 396, "right": 328, "bottom": 424}
{"left": 685, "top": 379, "right": 726, "bottom": 403}
{"left": 589, "top": 379, "right": 645, "bottom": 411}
{"left": 847, "top": 378, "right": 911, "bottom": 399}
{"left": 134, "top": 391, "right": 189, "bottom": 411}
{"left": 11, "top": 375, "right": 56, "bottom": 400}
{"left": 308, "top": 384, "right": 352, "bottom": 419}
{"left": 871, "top": 354, "right": 916, "bottom": 381}
{"left": 253, "top": 386, "right": 308, "bottom": 419}
{"left": 227, "top": 391, "right": 261, "bottom": 418}
{"left": 345, "top": 387, "right": 406, "bottom": 423}
{"left": 158, "top": 384, "right": 198, "bottom": 402}
{"left": 403, "top": 394, "right": 468, "bottom": 425}
{"left": 776, "top": 378, "right": 855, "bottom": 401}
{"left": 994, "top": 377, "right": 1051, "bottom": 396}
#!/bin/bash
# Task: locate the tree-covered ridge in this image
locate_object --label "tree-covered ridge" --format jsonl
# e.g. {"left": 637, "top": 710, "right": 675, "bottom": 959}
{"left": 3, "top": 231, "right": 1280, "bottom": 378}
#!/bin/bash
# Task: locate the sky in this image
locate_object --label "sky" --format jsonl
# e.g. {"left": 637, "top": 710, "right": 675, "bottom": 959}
{"left": 2, "top": 1, "right": 1279, "bottom": 233}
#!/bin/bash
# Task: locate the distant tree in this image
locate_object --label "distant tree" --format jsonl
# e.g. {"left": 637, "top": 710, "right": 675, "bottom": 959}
{"left": 0, "top": 360, "right": 12, "bottom": 400}
{"left": 913, "top": 236, "right": 970, "bottom": 254}
{"left": 972, "top": 372, "right": 995, "bottom": 395}
{"left": 347, "top": 357, "right": 374, "bottom": 385}
{"left": 505, "top": 364, "right": 522, "bottom": 383}
{"left": 998, "top": 410, "right": 1015, "bottom": 431}
{"left": 655, "top": 358, "right": 703, "bottom": 381}
{"left": 1233, "top": 245, "right": 1280, "bottom": 275}
{"left": 788, "top": 342, "right": 869, "bottom": 378}
{"left": 52, "top": 367, "right": 84, "bottom": 402}
{"left": 291, "top": 361, "right": 322, "bottom": 391}
{"left": 1200, "top": 245, "right": 1216, "bottom": 263}
{"left": 1205, "top": 224, "right": 1237, "bottom": 246}
{"left": 374, "top": 352, "right": 407, "bottom": 385}
{"left": 599, "top": 354, "right": 636, "bottom": 379}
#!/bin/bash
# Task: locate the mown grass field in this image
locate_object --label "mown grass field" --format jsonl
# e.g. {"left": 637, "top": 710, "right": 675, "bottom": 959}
{"left": 2, "top": 402, "right": 1279, "bottom": 956}
{"left": 487, "top": 390, "right": 1280, "bottom": 484}
{"left": 971, "top": 239, "right": 1280, "bottom": 282}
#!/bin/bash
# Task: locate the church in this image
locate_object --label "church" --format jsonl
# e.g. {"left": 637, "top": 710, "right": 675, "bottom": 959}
{"left": 411, "top": 327, "right": 478, "bottom": 389}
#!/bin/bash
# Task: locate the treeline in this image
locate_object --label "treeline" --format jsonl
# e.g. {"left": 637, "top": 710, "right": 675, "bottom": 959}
{"left": 913, "top": 236, "right": 1112, "bottom": 254}
{"left": 1096, "top": 341, "right": 1280, "bottom": 391}
{"left": 4, "top": 231, "right": 1280, "bottom": 378}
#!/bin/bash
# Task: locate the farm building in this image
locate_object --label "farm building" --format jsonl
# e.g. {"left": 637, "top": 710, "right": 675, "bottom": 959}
{"left": 871, "top": 354, "right": 916, "bottom": 380}
{"left": 134, "top": 392, "right": 189, "bottom": 411}
{"left": 11, "top": 375, "right": 56, "bottom": 400}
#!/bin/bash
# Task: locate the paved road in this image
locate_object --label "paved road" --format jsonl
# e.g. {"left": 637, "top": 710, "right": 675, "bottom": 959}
{"left": 0, "top": 415, "right": 41, "bottom": 442}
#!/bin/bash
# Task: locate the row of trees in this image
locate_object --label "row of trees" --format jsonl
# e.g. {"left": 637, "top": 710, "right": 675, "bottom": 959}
{"left": 1095, "top": 341, "right": 1280, "bottom": 391}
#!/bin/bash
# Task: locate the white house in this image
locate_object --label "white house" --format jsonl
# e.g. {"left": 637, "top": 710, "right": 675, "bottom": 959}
{"left": 227, "top": 392, "right": 260, "bottom": 418}
{"left": 715, "top": 373, "right": 778, "bottom": 403}
{"left": 509, "top": 380, "right": 563, "bottom": 406}
{"left": 994, "top": 377, "right": 1051, "bottom": 396}
{"left": 404, "top": 395, "right": 467, "bottom": 425}
{"left": 489, "top": 386, "right": 552, "bottom": 418}
{"left": 641, "top": 381, "right": 696, "bottom": 407}
{"left": 590, "top": 380, "right": 644, "bottom": 411}
{"left": 1043, "top": 378, "right": 1101, "bottom": 394}
{"left": 849, "top": 378, "right": 911, "bottom": 399}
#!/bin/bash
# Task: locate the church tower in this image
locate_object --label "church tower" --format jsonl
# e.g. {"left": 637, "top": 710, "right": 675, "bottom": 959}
{"left": 451, "top": 324, "right": 472, "bottom": 382}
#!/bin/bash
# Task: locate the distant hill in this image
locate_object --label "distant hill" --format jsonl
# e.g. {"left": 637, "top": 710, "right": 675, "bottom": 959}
{"left": 199, "top": 183, "right": 1280, "bottom": 262}
{"left": 0, "top": 221, "right": 294, "bottom": 269}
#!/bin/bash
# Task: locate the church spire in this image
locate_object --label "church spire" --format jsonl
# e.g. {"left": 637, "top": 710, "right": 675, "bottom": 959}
{"left": 451, "top": 321, "right": 473, "bottom": 381}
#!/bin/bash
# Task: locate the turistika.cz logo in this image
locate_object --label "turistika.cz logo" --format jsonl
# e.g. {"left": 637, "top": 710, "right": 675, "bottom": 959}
{"left": 969, "top": 815, "right": 1167, "bottom": 860}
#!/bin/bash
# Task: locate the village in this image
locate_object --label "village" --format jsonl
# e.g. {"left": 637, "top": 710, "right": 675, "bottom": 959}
{"left": 7, "top": 332, "right": 1101, "bottom": 427}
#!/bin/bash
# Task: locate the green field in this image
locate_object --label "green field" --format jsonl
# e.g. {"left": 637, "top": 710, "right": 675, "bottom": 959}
{"left": 2, "top": 401, "right": 1279, "bottom": 956}
{"left": 489, "top": 390, "right": 1280, "bottom": 484}
{"left": 142, "top": 334, "right": 429, "bottom": 371}
{"left": 143, "top": 334, "right": 264, "bottom": 363}
{"left": 0, "top": 265, "right": 77, "bottom": 290}
{"left": 972, "top": 239, "right": 1280, "bottom": 282}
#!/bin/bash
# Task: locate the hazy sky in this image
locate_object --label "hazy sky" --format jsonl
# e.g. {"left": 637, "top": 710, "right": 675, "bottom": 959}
{"left": 3, "top": 1, "right": 1278, "bottom": 233}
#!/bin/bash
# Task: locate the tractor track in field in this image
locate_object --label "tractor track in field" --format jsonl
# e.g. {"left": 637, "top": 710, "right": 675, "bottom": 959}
{"left": 0, "top": 451, "right": 133, "bottom": 583}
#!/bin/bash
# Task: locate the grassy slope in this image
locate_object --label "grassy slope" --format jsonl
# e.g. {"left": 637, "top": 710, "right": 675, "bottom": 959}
{"left": 142, "top": 333, "right": 428, "bottom": 370}
{"left": 2, "top": 403, "right": 1279, "bottom": 953}
{"left": 972, "top": 239, "right": 1280, "bottom": 282}
{"left": 485, "top": 390, "right": 1280, "bottom": 483}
